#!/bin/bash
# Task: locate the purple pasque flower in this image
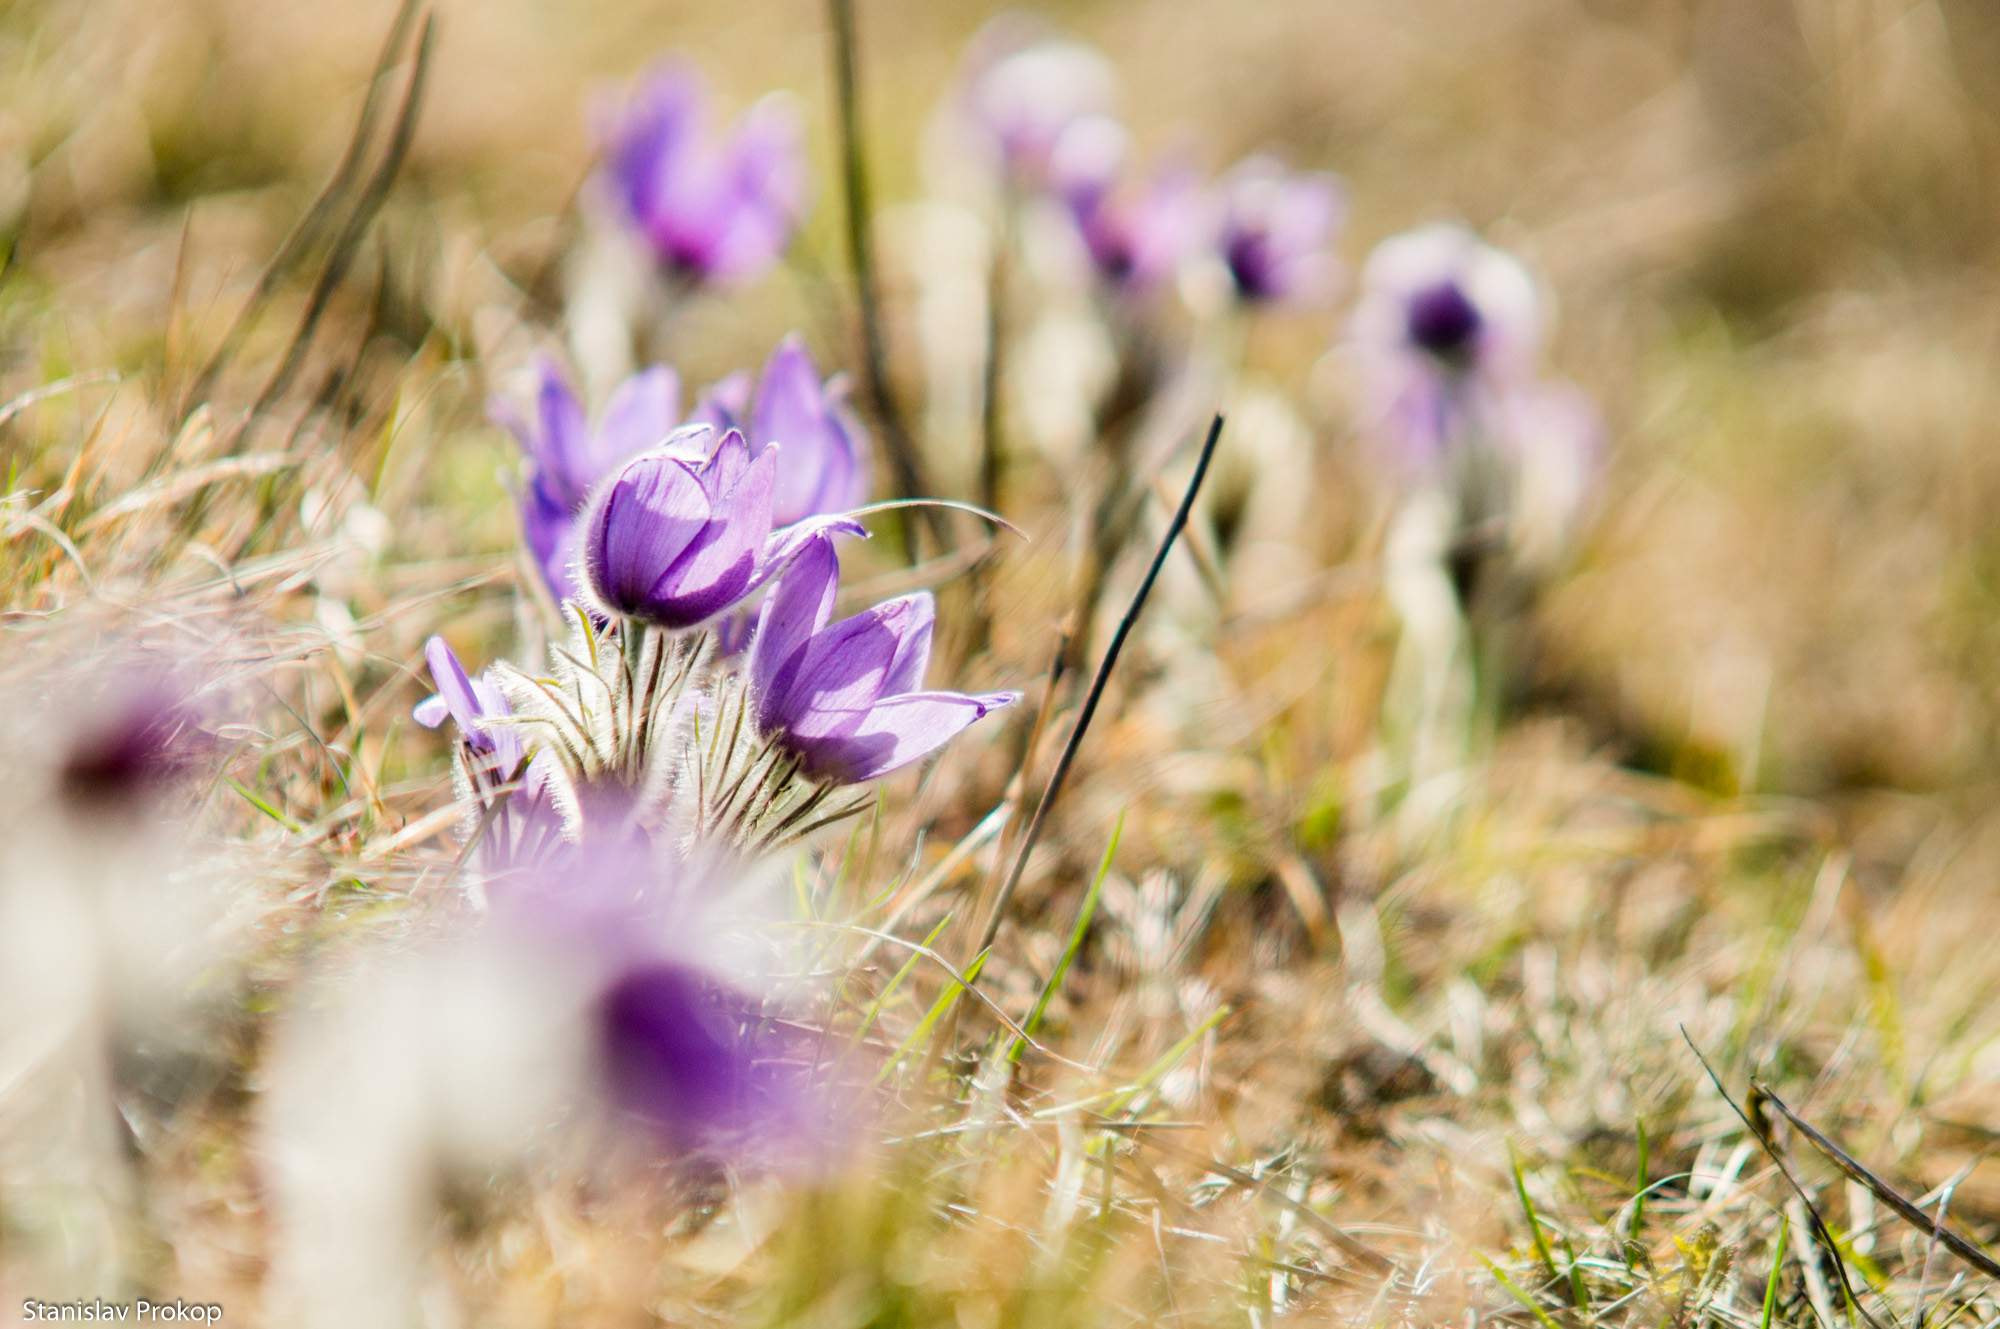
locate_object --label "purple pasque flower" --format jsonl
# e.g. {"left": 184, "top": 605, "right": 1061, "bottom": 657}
{"left": 1050, "top": 116, "right": 1206, "bottom": 296}
{"left": 693, "top": 335, "right": 869, "bottom": 527}
{"left": 602, "top": 62, "right": 807, "bottom": 286}
{"left": 494, "top": 361, "right": 683, "bottom": 605}
{"left": 579, "top": 427, "right": 780, "bottom": 630}
{"left": 961, "top": 20, "right": 1116, "bottom": 186}
{"left": 748, "top": 532, "right": 1018, "bottom": 784}
{"left": 416, "top": 637, "right": 566, "bottom": 866}
{"left": 1216, "top": 156, "right": 1345, "bottom": 304}
{"left": 415, "top": 635, "right": 527, "bottom": 783}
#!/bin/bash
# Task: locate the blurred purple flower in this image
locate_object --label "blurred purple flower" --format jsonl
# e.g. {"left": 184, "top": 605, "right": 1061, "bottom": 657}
{"left": 748, "top": 532, "right": 1017, "bottom": 783}
{"left": 1050, "top": 117, "right": 1205, "bottom": 297}
{"left": 489, "top": 835, "right": 836, "bottom": 1163}
{"left": 493, "top": 361, "right": 683, "bottom": 605}
{"left": 579, "top": 428, "right": 780, "bottom": 629}
{"left": 603, "top": 62, "right": 807, "bottom": 286}
{"left": 693, "top": 336, "right": 870, "bottom": 527}
{"left": 58, "top": 669, "right": 211, "bottom": 809}
{"left": 1216, "top": 156, "right": 1345, "bottom": 304}
{"left": 1351, "top": 224, "right": 1547, "bottom": 466}
{"left": 596, "top": 962, "right": 820, "bottom": 1155}
{"left": 1353, "top": 223, "right": 1543, "bottom": 378}
{"left": 962, "top": 21, "right": 1115, "bottom": 186}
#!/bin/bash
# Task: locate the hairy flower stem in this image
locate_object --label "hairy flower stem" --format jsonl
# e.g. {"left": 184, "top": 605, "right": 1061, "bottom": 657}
{"left": 732, "top": 750, "right": 807, "bottom": 847}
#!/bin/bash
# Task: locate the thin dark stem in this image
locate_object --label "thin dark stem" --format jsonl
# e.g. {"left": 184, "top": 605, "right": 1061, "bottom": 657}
{"left": 1680, "top": 1029, "right": 1881, "bottom": 1329}
{"left": 975, "top": 414, "right": 1225, "bottom": 957}
{"left": 826, "top": 0, "right": 945, "bottom": 564}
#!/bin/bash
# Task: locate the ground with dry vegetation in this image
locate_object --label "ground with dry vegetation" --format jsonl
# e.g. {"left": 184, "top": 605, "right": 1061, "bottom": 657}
{"left": 6, "top": 1, "right": 2000, "bottom": 1325}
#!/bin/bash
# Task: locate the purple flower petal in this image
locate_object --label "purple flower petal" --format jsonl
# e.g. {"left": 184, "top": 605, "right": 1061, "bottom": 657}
{"left": 593, "top": 365, "right": 682, "bottom": 471}
{"left": 750, "top": 336, "right": 869, "bottom": 525}
{"left": 694, "top": 369, "right": 754, "bottom": 433}
{"left": 583, "top": 454, "right": 713, "bottom": 617}
{"left": 750, "top": 532, "right": 840, "bottom": 729}
{"left": 880, "top": 592, "right": 935, "bottom": 698}
{"left": 800, "top": 689, "right": 1020, "bottom": 783}
{"left": 424, "top": 636, "right": 494, "bottom": 754}
{"left": 646, "top": 441, "right": 775, "bottom": 626}
{"left": 521, "top": 483, "right": 581, "bottom": 605}
{"left": 534, "top": 360, "right": 592, "bottom": 507}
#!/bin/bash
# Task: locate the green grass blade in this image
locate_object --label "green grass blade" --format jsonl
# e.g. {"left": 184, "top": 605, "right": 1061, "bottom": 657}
{"left": 875, "top": 947, "right": 988, "bottom": 1087}
{"left": 1008, "top": 810, "right": 1122, "bottom": 1064}
{"left": 1510, "top": 1145, "right": 1561, "bottom": 1288}
{"left": 1631, "top": 1114, "right": 1649, "bottom": 1242}
{"left": 851, "top": 912, "right": 954, "bottom": 1050}
{"left": 1761, "top": 1213, "right": 1790, "bottom": 1329}
{"left": 228, "top": 776, "right": 300, "bottom": 832}
{"left": 1106, "top": 1002, "right": 1232, "bottom": 1116}
{"left": 1482, "top": 1255, "right": 1562, "bottom": 1329}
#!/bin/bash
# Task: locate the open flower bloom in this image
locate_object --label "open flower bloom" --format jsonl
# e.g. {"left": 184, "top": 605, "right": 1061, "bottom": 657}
{"left": 493, "top": 361, "right": 683, "bottom": 604}
{"left": 694, "top": 336, "right": 869, "bottom": 527}
{"left": 1350, "top": 224, "right": 1548, "bottom": 467}
{"left": 602, "top": 62, "right": 807, "bottom": 286}
{"left": 580, "top": 427, "right": 781, "bottom": 629}
{"left": 961, "top": 22, "right": 1116, "bottom": 186}
{"left": 1050, "top": 116, "right": 1206, "bottom": 297}
{"left": 1352, "top": 223, "right": 1543, "bottom": 378}
{"left": 748, "top": 533, "right": 1018, "bottom": 783}
{"left": 1216, "top": 156, "right": 1345, "bottom": 304}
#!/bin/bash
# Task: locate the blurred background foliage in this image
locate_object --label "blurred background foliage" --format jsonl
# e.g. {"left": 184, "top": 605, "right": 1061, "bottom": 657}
{"left": 7, "top": 0, "right": 2000, "bottom": 800}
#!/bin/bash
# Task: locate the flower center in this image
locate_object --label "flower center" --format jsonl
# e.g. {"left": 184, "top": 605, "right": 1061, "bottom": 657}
{"left": 1405, "top": 280, "right": 1482, "bottom": 361}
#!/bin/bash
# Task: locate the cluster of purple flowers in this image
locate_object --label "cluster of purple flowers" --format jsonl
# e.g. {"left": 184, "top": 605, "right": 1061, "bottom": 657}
{"left": 422, "top": 318, "right": 1018, "bottom": 1153}
{"left": 963, "top": 23, "right": 1597, "bottom": 545}
{"left": 965, "top": 26, "right": 1345, "bottom": 307}
{"left": 496, "top": 338, "right": 869, "bottom": 614}
{"left": 395, "top": 22, "right": 1602, "bottom": 1177}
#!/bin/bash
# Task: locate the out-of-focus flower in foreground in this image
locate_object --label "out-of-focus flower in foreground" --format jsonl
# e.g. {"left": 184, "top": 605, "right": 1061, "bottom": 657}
{"left": 56, "top": 668, "right": 212, "bottom": 812}
{"left": 493, "top": 360, "right": 682, "bottom": 605}
{"left": 748, "top": 533, "right": 1018, "bottom": 784}
{"left": 1216, "top": 156, "right": 1345, "bottom": 305}
{"left": 694, "top": 335, "right": 870, "bottom": 527}
{"left": 602, "top": 62, "right": 807, "bottom": 286}
{"left": 488, "top": 834, "right": 838, "bottom": 1158}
